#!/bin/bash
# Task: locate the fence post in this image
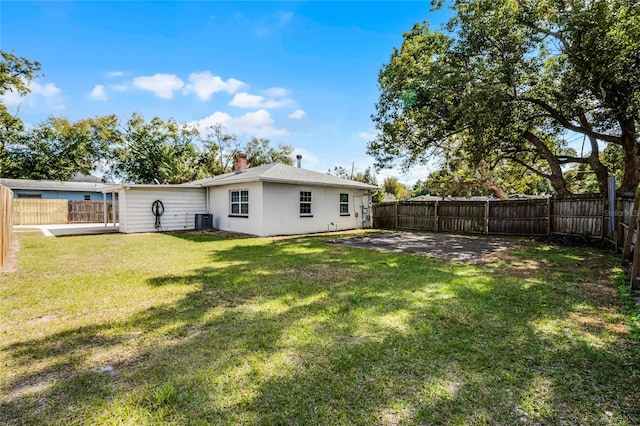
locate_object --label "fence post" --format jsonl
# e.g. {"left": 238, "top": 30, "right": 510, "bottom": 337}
{"left": 622, "top": 188, "right": 640, "bottom": 260}
{"left": 601, "top": 197, "right": 606, "bottom": 241}
{"left": 616, "top": 196, "right": 625, "bottom": 251}
{"left": 394, "top": 201, "right": 398, "bottom": 231}
{"left": 434, "top": 201, "right": 439, "bottom": 232}
{"left": 547, "top": 197, "right": 552, "bottom": 235}
{"left": 484, "top": 201, "right": 489, "bottom": 235}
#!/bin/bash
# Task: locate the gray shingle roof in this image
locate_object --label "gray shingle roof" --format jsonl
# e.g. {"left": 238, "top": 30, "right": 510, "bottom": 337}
{"left": 191, "top": 163, "right": 378, "bottom": 190}
{"left": 0, "top": 178, "right": 116, "bottom": 192}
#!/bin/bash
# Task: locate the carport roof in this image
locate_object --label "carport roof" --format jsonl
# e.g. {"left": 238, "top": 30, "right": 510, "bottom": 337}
{"left": 190, "top": 163, "right": 378, "bottom": 190}
{"left": 100, "top": 183, "right": 202, "bottom": 192}
{"left": 0, "top": 178, "right": 116, "bottom": 192}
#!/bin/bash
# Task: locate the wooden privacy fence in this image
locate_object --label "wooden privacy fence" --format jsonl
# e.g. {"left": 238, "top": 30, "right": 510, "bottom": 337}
{"left": 373, "top": 194, "right": 635, "bottom": 243}
{"left": 68, "top": 201, "right": 117, "bottom": 223}
{"left": 13, "top": 199, "right": 118, "bottom": 225}
{"left": 13, "top": 199, "right": 68, "bottom": 225}
{"left": 1, "top": 185, "right": 13, "bottom": 268}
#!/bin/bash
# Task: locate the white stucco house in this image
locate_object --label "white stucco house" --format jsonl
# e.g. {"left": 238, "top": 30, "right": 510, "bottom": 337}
{"left": 105, "top": 154, "right": 377, "bottom": 236}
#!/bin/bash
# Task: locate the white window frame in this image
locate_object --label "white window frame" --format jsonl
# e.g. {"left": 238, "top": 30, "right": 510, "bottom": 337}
{"left": 229, "top": 189, "right": 249, "bottom": 217}
{"left": 339, "top": 193, "right": 350, "bottom": 216}
{"left": 300, "top": 191, "right": 312, "bottom": 217}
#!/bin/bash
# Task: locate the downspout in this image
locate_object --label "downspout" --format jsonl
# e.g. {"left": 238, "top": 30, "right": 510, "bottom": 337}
{"left": 205, "top": 185, "right": 210, "bottom": 213}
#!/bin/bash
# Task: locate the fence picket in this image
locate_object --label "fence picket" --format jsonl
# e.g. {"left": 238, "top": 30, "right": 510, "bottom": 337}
{"left": 1, "top": 185, "right": 13, "bottom": 268}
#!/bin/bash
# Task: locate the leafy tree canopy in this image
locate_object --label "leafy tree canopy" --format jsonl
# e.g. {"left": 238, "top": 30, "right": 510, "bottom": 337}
{"left": 369, "top": 0, "right": 640, "bottom": 196}
{"left": 0, "top": 50, "right": 42, "bottom": 175}
{"left": 4, "top": 115, "right": 118, "bottom": 180}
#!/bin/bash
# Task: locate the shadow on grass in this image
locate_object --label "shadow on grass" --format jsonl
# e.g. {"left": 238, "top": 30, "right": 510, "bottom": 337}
{"left": 2, "top": 236, "right": 639, "bottom": 424}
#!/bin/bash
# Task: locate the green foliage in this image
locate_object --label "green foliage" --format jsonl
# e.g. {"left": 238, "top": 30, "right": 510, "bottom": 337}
{"left": 0, "top": 50, "right": 41, "bottom": 97}
{"left": 0, "top": 50, "right": 42, "bottom": 176}
{"left": 245, "top": 137, "right": 293, "bottom": 168}
{"left": 4, "top": 115, "right": 118, "bottom": 180}
{"left": 382, "top": 176, "right": 409, "bottom": 200}
{"left": 370, "top": 0, "right": 640, "bottom": 194}
{"left": 110, "top": 113, "right": 201, "bottom": 184}
{"left": 111, "top": 117, "right": 295, "bottom": 184}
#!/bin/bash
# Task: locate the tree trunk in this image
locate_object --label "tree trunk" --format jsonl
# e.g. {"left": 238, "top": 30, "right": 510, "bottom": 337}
{"left": 579, "top": 112, "right": 610, "bottom": 196}
{"left": 481, "top": 181, "right": 509, "bottom": 200}
{"left": 619, "top": 126, "right": 640, "bottom": 193}
{"left": 523, "top": 131, "right": 572, "bottom": 196}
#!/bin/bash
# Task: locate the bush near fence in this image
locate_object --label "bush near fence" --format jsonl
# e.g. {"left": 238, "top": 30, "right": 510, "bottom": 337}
{"left": 1, "top": 185, "right": 14, "bottom": 268}
{"left": 372, "top": 194, "right": 636, "bottom": 246}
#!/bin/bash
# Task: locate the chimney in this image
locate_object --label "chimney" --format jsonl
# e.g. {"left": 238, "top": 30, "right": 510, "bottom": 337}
{"left": 296, "top": 154, "right": 302, "bottom": 168}
{"left": 234, "top": 152, "right": 247, "bottom": 173}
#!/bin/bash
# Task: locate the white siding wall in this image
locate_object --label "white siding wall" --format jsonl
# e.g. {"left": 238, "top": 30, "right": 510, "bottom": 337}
{"left": 262, "top": 183, "right": 370, "bottom": 236}
{"left": 119, "top": 187, "right": 207, "bottom": 233}
{"left": 207, "top": 182, "right": 264, "bottom": 236}
{"left": 118, "top": 189, "right": 128, "bottom": 230}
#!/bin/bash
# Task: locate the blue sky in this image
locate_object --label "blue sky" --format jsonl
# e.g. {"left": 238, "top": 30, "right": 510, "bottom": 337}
{"left": 1, "top": 1, "right": 450, "bottom": 184}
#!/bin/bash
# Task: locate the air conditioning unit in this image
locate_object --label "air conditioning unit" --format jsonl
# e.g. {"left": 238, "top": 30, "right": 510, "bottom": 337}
{"left": 195, "top": 214, "right": 213, "bottom": 230}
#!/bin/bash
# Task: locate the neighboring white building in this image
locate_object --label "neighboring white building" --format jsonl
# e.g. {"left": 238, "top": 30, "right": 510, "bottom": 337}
{"left": 105, "top": 154, "right": 377, "bottom": 236}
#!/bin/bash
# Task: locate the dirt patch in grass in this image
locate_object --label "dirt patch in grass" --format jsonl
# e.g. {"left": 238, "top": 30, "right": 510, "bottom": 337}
{"left": 330, "top": 231, "right": 516, "bottom": 262}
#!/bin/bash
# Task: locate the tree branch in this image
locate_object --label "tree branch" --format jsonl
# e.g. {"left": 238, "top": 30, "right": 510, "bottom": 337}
{"left": 517, "top": 96, "right": 623, "bottom": 144}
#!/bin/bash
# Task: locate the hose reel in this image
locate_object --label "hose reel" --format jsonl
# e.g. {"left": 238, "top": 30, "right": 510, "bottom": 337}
{"left": 151, "top": 200, "right": 165, "bottom": 230}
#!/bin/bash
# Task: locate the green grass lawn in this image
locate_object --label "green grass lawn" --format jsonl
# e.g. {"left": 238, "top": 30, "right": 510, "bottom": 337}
{"left": 1, "top": 230, "right": 639, "bottom": 425}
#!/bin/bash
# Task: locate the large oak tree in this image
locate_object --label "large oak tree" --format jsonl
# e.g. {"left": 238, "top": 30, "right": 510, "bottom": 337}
{"left": 369, "top": 0, "right": 640, "bottom": 196}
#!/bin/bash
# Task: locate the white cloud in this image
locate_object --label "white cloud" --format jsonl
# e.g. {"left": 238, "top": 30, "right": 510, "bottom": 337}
{"left": 288, "top": 109, "right": 306, "bottom": 119}
{"left": 106, "top": 71, "right": 125, "bottom": 78}
{"left": 32, "top": 82, "right": 62, "bottom": 97}
{"left": 184, "top": 71, "right": 247, "bottom": 100}
{"left": 191, "top": 109, "right": 288, "bottom": 138}
{"left": 359, "top": 132, "right": 377, "bottom": 140}
{"left": 1, "top": 91, "right": 22, "bottom": 107}
{"left": 263, "top": 87, "right": 289, "bottom": 97}
{"left": 90, "top": 84, "right": 107, "bottom": 101}
{"left": 1, "top": 80, "right": 64, "bottom": 109}
{"left": 108, "top": 84, "right": 128, "bottom": 92}
{"left": 229, "top": 92, "right": 292, "bottom": 109}
{"left": 133, "top": 73, "right": 184, "bottom": 99}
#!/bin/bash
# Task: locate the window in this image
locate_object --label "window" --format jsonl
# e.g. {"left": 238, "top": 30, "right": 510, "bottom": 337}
{"left": 300, "top": 191, "right": 312, "bottom": 216}
{"left": 230, "top": 190, "right": 249, "bottom": 216}
{"left": 340, "top": 193, "right": 349, "bottom": 215}
{"left": 17, "top": 193, "right": 42, "bottom": 199}
{"left": 84, "top": 195, "right": 91, "bottom": 201}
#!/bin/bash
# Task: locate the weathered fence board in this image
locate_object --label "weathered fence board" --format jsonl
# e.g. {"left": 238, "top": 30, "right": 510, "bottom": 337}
{"left": 437, "top": 201, "right": 486, "bottom": 233}
{"left": 1, "top": 185, "right": 13, "bottom": 268}
{"left": 551, "top": 196, "right": 603, "bottom": 237}
{"left": 372, "top": 203, "right": 396, "bottom": 229}
{"left": 13, "top": 199, "right": 68, "bottom": 225}
{"left": 372, "top": 194, "right": 631, "bottom": 241}
{"left": 68, "top": 201, "right": 117, "bottom": 223}
{"left": 488, "top": 199, "right": 549, "bottom": 235}
{"left": 397, "top": 202, "right": 436, "bottom": 231}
